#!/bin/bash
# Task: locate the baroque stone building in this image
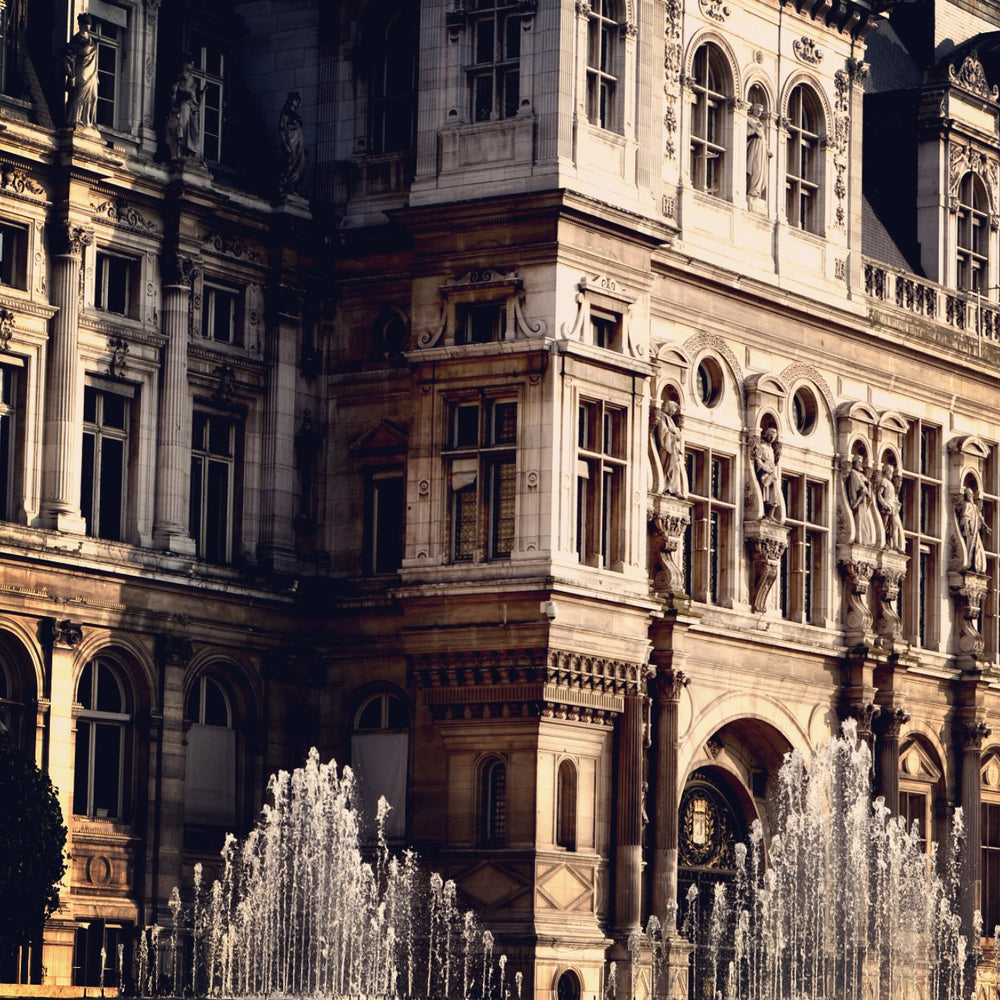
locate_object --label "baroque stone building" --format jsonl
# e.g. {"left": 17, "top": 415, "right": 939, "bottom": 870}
{"left": 7, "top": 0, "right": 1000, "bottom": 997}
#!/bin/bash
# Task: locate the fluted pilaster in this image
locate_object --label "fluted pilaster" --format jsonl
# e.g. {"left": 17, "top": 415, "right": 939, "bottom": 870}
{"left": 614, "top": 690, "right": 645, "bottom": 936}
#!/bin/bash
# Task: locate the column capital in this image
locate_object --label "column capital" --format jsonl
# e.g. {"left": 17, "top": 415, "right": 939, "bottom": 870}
{"left": 38, "top": 617, "right": 83, "bottom": 649}
{"left": 957, "top": 719, "right": 992, "bottom": 751}
{"left": 651, "top": 667, "right": 689, "bottom": 702}
{"left": 161, "top": 253, "right": 200, "bottom": 287}
{"left": 155, "top": 635, "right": 194, "bottom": 666}
{"left": 54, "top": 225, "right": 93, "bottom": 257}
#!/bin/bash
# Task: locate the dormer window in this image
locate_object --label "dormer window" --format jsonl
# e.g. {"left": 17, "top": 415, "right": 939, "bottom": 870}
{"left": 88, "top": 1, "right": 128, "bottom": 129}
{"left": 957, "top": 172, "right": 989, "bottom": 293}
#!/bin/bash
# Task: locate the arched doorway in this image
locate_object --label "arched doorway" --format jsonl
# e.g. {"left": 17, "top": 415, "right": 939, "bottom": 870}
{"left": 677, "top": 767, "right": 751, "bottom": 1000}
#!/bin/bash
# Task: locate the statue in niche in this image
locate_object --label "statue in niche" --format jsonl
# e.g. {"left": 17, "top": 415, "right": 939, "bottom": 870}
{"left": 165, "top": 55, "right": 203, "bottom": 160}
{"left": 845, "top": 454, "right": 878, "bottom": 546}
{"left": 958, "top": 487, "right": 988, "bottom": 573}
{"left": 752, "top": 427, "right": 781, "bottom": 519}
{"left": 654, "top": 400, "right": 685, "bottom": 497}
{"left": 746, "top": 104, "right": 769, "bottom": 204}
{"left": 278, "top": 92, "right": 305, "bottom": 195}
{"left": 64, "top": 14, "right": 99, "bottom": 128}
{"left": 875, "top": 463, "right": 905, "bottom": 553}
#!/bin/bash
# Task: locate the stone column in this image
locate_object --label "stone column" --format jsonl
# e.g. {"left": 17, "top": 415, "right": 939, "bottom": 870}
{"left": 874, "top": 706, "right": 909, "bottom": 815}
{"left": 153, "top": 257, "right": 197, "bottom": 554}
{"left": 257, "top": 286, "right": 299, "bottom": 572}
{"left": 957, "top": 717, "right": 990, "bottom": 942}
{"left": 40, "top": 227, "right": 91, "bottom": 532}
{"left": 150, "top": 637, "right": 191, "bottom": 924}
{"left": 651, "top": 667, "right": 688, "bottom": 929}
{"left": 40, "top": 617, "right": 84, "bottom": 986}
{"left": 614, "top": 688, "right": 645, "bottom": 937}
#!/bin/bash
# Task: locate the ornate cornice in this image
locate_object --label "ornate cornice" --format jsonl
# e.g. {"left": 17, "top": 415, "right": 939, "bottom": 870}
{"left": 411, "top": 648, "right": 647, "bottom": 724}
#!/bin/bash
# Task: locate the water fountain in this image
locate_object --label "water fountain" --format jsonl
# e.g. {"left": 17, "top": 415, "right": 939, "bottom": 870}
{"left": 679, "top": 721, "right": 970, "bottom": 1000}
{"left": 138, "top": 749, "right": 507, "bottom": 1000}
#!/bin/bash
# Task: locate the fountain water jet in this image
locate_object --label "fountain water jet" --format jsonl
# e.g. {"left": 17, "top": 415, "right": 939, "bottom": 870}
{"left": 144, "top": 749, "right": 501, "bottom": 999}
{"left": 687, "top": 721, "right": 970, "bottom": 1000}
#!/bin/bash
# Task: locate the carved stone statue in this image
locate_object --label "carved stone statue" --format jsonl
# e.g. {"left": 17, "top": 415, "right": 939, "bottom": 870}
{"left": 958, "top": 487, "right": 988, "bottom": 573}
{"left": 64, "top": 14, "right": 99, "bottom": 128}
{"left": 875, "top": 463, "right": 905, "bottom": 553}
{"left": 165, "top": 56, "right": 203, "bottom": 160}
{"left": 753, "top": 427, "right": 781, "bottom": 519}
{"left": 278, "top": 92, "right": 305, "bottom": 195}
{"left": 654, "top": 400, "right": 685, "bottom": 497}
{"left": 845, "top": 454, "right": 878, "bottom": 546}
{"left": 746, "top": 103, "right": 769, "bottom": 204}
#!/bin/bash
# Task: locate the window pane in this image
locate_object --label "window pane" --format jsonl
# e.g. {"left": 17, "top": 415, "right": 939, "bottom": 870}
{"left": 73, "top": 719, "right": 91, "bottom": 813}
{"left": 203, "top": 678, "right": 229, "bottom": 727}
{"left": 491, "top": 460, "right": 516, "bottom": 557}
{"left": 454, "top": 485, "right": 477, "bottom": 560}
{"left": 95, "top": 662, "right": 122, "bottom": 712}
{"left": 92, "top": 722, "right": 122, "bottom": 816}
{"left": 81, "top": 432, "right": 96, "bottom": 531}
{"left": 206, "top": 458, "right": 231, "bottom": 562}
{"left": 98, "top": 437, "right": 124, "bottom": 540}
{"left": 373, "top": 476, "right": 404, "bottom": 574}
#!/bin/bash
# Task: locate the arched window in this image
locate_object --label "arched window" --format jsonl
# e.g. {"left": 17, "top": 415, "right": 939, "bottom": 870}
{"left": 557, "top": 970, "right": 582, "bottom": 1000}
{"left": 957, "top": 172, "right": 989, "bottom": 292}
{"left": 184, "top": 672, "right": 236, "bottom": 825}
{"left": 556, "top": 759, "right": 577, "bottom": 849}
{"left": 351, "top": 691, "right": 409, "bottom": 839}
{"left": 586, "top": 0, "right": 620, "bottom": 132}
{"left": 785, "top": 84, "right": 822, "bottom": 233}
{"left": 368, "top": 11, "right": 417, "bottom": 154}
{"left": 0, "top": 653, "right": 22, "bottom": 749}
{"left": 690, "top": 44, "right": 731, "bottom": 196}
{"left": 480, "top": 756, "right": 508, "bottom": 846}
{"left": 74, "top": 658, "right": 130, "bottom": 820}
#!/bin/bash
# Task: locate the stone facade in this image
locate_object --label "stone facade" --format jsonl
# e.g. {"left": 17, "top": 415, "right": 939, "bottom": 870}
{"left": 6, "top": 1, "right": 1000, "bottom": 999}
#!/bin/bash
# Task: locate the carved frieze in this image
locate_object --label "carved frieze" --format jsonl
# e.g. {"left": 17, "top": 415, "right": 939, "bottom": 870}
{"left": 0, "top": 309, "right": 13, "bottom": 352}
{"left": 0, "top": 168, "right": 45, "bottom": 198}
{"left": 793, "top": 37, "right": 823, "bottom": 65}
{"left": 201, "top": 232, "right": 263, "bottom": 263}
{"left": 698, "top": 0, "right": 730, "bottom": 20}
{"left": 949, "top": 50, "right": 998, "bottom": 100}
{"left": 91, "top": 198, "right": 158, "bottom": 234}
{"left": 663, "top": 0, "right": 683, "bottom": 161}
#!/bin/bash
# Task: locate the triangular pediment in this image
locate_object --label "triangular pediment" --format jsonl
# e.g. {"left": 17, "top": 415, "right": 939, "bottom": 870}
{"left": 348, "top": 419, "right": 408, "bottom": 456}
{"left": 900, "top": 740, "right": 942, "bottom": 783}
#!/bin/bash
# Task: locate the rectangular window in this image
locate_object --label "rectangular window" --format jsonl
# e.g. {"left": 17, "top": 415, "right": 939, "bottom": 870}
{"left": 590, "top": 309, "right": 621, "bottom": 351}
{"left": 81, "top": 384, "right": 131, "bottom": 542}
{"left": 901, "top": 421, "right": 941, "bottom": 649}
{"left": 94, "top": 18, "right": 121, "bottom": 128}
{"left": 586, "top": 3, "right": 619, "bottom": 130}
{"left": 0, "top": 221, "right": 27, "bottom": 289}
{"left": 900, "top": 790, "right": 928, "bottom": 854}
{"left": 201, "top": 282, "right": 241, "bottom": 345}
{"left": 780, "top": 474, "right": 827, "bottom": 623}
{"left": 445, "top": 396, "right": 517, "bottom": 562}
{"left": 0, "top": 362, "right": 16, "bottom": 522}
{"left": 190, "top": 411, "right": 238, "bottom": 563}
{"left": 469, "top": 1, "right": 521, "bottom": 122}
{"left": 194, "top": 41, "right": 225, "bottom": 161}
{"left": 94, "top": 251, "right": 138, "bottom": 317}
{"left": 456, "top": 303, "right": 505, "bottom": 345}
{"left": 576, "top": 400, "right": 625, "bottom": 570}
{"left": 684, "top": 447, "right": 735, "bottom": 604}
{"left": 983, "top": 801, "right": 1000, "bottom": 935}
{"left": 368, "top": 472, "right": 405, "bottom": 574}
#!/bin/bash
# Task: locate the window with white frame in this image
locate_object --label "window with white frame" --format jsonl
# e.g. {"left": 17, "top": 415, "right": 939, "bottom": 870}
{"left": 185, "top": 673, "right": 237, "bottom": 825}
{"left": 684, "top": 447, "right": 735, "bottom": 603}
{"left": 468, "top": 0, "right": 522, "bottom": 122}
{"left": 0, "top": 361, "right": 18, "bottom": 522}
{"left": 351, "top": 691, "right": 409, "bottom": 839}
{"left": 900, "top": 421, "right": 941, "bottom": 650}
{"left": 690, "top": 43, "right": 731, "bottom": 196}
{"left": 190, "top": 411, "right": 238, "bottom": 563}
{"left": 81, "top": 382, "right": 132, "bottom": 542}
{"left": 446, "top": 396, "right": 517, "bottom": 562}
{"left": 785, "top": 84, "right": 822, "bottom": 233}
{"left": 780, "top": 473, "right": 827, "bottom": 623}
{"left": 586, "top": 0, "right": 620, "bottom": 131}
{"left": 94, "top": 251, "right": 139, "bottom": 317}
{"left": 73, "top": 657, "right": 131, "bottom": 820}
{"left": 94, "top": 16, "right": 123, "bottom": 128}
{"left": 957, "top": 172, "right": 989, "bottom": 293}
{"left": 191, "top": 39, "right": 225, "bottom": 161}
{"left": 577, "top": 399, "right": 626, "bottom": 569}
{"left": 201, "top": 281, "right": 241, "bottom": 345}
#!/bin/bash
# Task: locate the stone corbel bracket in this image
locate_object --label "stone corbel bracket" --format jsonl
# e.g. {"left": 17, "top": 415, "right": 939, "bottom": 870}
{"left": 873, "top": 548, "right": 909, "bottom": 651}
{"left": 949, "top": 568, "right": 989, "bottom": 660}
{"left": 745, "top": 519, "right": 790, "bottom": 613}
{"left": 838, "top": 542, "right": 880, "bottom": 641}
{"left": 648, "top": 493, "right": 693, "bottom": 597}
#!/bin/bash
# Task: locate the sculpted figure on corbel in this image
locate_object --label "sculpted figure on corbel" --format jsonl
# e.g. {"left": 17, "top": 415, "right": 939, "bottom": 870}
{"left": 651, "top": 398, "right": 687, "bottom": 498}
{"left": 842, "top": 452, "right": 880, "bottom": 547}
{"left": 745, "top": 420, "right": 788, "bottom": 613}
{"left": 954, "top": 486, "right": 988, "bottom": 573}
